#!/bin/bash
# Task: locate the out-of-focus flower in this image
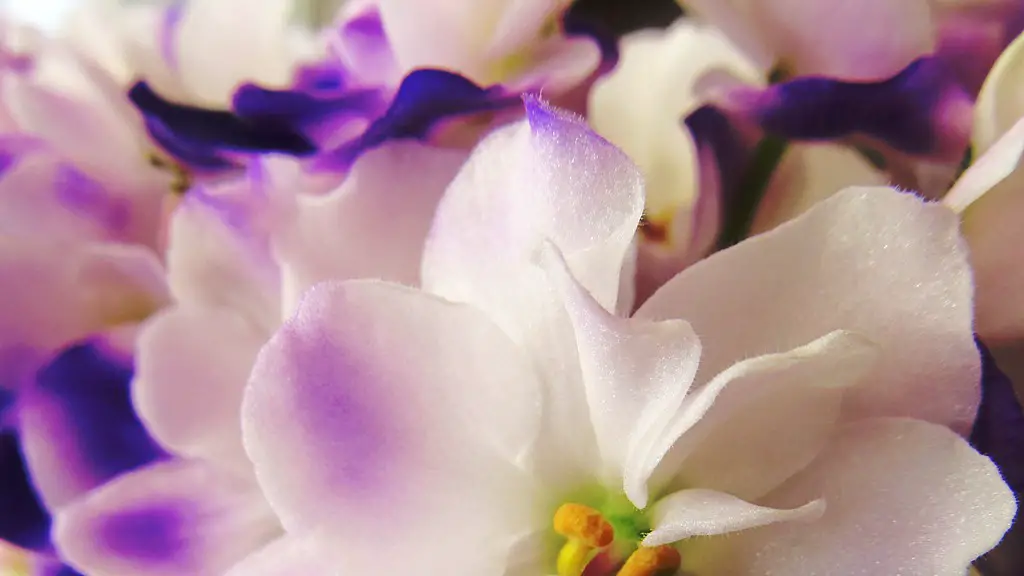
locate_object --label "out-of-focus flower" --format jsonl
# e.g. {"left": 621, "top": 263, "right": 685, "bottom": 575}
{"left": 233, "top": 100, "right": 1013, "bottom": 575}
{"left": 0, "top": 20, "right": 170, "bottom": 392}
{"left": 48, "top": 140, "right": 470, "bottom": 575}
{"left": 119, "top": 0, "right": 614, "bottom": 178}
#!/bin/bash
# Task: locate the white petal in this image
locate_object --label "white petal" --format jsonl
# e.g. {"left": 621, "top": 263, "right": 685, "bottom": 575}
{"left": 638, "top": 187, "right": 979, "bottom": 433}
{"left": 423, "top": 98, "right": 643, "bottom": 327}
{"left": 689, "top": 418, "right": 1015, "bottom": 575}
{"left": 54, "top": 460, "right": 279, "bottom": 576}
{"left": 541, "top": 244, "right": 700, "bottom": 504}
{"left": 945, "top": 117, "right": 1024, "bottom": 214}
{"left": 638, "top": 331, "right": 877, "bottom": 506}
{"left": 242, "top": 280, "right": 538, "bottom": 570}
{"left": 133, "top": 306, "right": 266, "bottom": 468}
{"left": 589, "top": 19, "right": 760, "bottom": 227}
{"left": 752, "top": 142, "right": 888, "bottom": 233}
{"left": 276, "top": 141, "right": 468, "bottom": 314}
{"left": 165, "top": 181, "right": 281, "bottom": 333}
{"left": 644, "top": 488, "right": 823, "bottom": 546}
{"left": 974, "top": 28, "right": 1024, "bottom": 155}
{"left": 175, "top": 0, "right": 298, "bottom": 105}
{"left": 223, "top": 533, "right": 338, "bottom": 576}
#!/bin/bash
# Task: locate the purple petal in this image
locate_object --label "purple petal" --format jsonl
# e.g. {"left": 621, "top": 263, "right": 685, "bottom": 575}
{"left": 314, "top": 69, "right": 521, "bottom": 171}
{"left": 0, "top": 431, "right": 51, "bottom": 552}
{"left": 730, "top": 56, "right": 972, "bottom": 160}
{"left": 19, "top": 336, "right": 168, "bottom": 509}
{"left": 970, "top": 339, "right": 1024, "bottom": 492}
{"left": 684, "top": 104, "right": 752, "bottom": 242}
{"left": 128, "top": 82, "right": 317, "bottom": 170}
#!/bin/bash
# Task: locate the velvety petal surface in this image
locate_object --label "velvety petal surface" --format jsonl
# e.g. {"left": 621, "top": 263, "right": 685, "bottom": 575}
{"left": 54, "top": 459, "right": 279, "bottom": 576}
{"left": 423, "top": 96, "right": 643, "bottom": 328}
{"left": 686, "top": 419, "right": 1015, "bottom": 575}
{"left": 638, "top": 187, "right": 980, "bottom": 433}
{"left": 242, "top": 280, "right": 539, "bottom": 571}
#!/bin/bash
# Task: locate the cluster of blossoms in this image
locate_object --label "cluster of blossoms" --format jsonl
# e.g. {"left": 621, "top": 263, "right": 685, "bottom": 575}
{"left": 1, "top": 0, "right": 1024, "bottom": 574}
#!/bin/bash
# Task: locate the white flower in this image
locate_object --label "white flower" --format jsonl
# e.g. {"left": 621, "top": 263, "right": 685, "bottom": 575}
{"left": 233, "top": 99, "right": 1014, "bottom": 574}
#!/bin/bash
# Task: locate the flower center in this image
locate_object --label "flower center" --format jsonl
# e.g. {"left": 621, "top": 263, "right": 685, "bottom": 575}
{"left": 552, "top": 496, "right": 680, "bottom": 576}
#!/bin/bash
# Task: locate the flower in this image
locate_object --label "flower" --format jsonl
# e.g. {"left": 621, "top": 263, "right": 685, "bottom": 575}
{"left": 49, "top": 140, "right": 471, "bottom": 575}
{"left": 233, "top": 99, "right": 1014, "bottom": 574}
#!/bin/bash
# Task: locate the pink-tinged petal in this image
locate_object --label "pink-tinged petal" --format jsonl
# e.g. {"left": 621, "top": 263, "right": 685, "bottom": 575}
{"left": 688, "top": 418, "right": 1015, "bottom": 574}
{"left": 276, "top": 141, "right": 468, "bottom": 313}
{"left": 945, "top": 116, "right": 1024, "bottom": 214}
{"left": 644, "top": 488, "right": 823, "bottom": 546}
{"left": 165, "top": 179, "right": 280, "bottom": 333}
{"left": 734, "top": 0, "right": 934, "bottom": 80}
{"left": 174, "top": 0, "right": 301, "bottom": 105}
{"left": 541, "top": 245, "right": 701, "bottom": 506}
{"left": 133, "top": 306, "right": 266, "bottom": 468}
{"left": 974, "top": 28, "right": 1024, "bottom": 155}
{"left": 54, "top": 460, "right": 279, "bottom": 576}
{"left": 751, "top": 142, "right": 888, "bottom": 234}
{"left": 638, "top": 187, "right": 979, "bottom": 433}
{"left": 423, "top": 97, "right": 643, "bottom": 325}
{"left": 640, "top": 331, "right": 877, "bottom": 505}
{"left": 242, "top": 280, "right": 538, "bottom": 569}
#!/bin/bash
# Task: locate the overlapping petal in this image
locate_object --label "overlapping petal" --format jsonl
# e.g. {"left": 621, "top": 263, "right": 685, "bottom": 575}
{"left": 242, "top": 280, "right": 539, "bottom": 571}
{"left": 638, "top": 187, "right": 980, "bottom": 433}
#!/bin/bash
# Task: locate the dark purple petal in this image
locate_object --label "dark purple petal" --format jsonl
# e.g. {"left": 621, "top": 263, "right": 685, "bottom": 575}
{"left": 315, "top": 69, "right": 521, "bottom": 170}
{"left": 970, "top": 339, "right": 1024, "bottom": 492}
{"left": 730, "top": 56, "right": 972, "bottom": 159}
{"left": 685, "top": 104, "right": 751, "bottom": 237}
{"left": 128, "top": 82, "right": 317, "bottom": 170}
{"left": 0, "top": 431, "right": 51, "bottom": 552}
{"left": 21, "top": 338, "right": 168, "bottom": 503}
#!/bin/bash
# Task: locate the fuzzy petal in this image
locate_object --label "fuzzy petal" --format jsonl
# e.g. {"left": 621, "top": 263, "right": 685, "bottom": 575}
{"left": 687, "top": 419, "right": 1015, "bottom": 575}
{"left": 638, "top": 187, "right": 979, "bottom": 433}
{"left": 541, "top": 245, "right": 700, "bottom": 504}
{"left": 54, "top": 460, "right": 278, "bottom": 576}
{"left": 638, "top": 331, "right": 877, "bottom": 507}
{"left": 242, "top": 280, "right": 538, "bottom": 571}
{"left": 423, "top": 97, "right": 643, "bottom": 327}
{"left": 644, "top": 489, "right": 823, "bottom": 546}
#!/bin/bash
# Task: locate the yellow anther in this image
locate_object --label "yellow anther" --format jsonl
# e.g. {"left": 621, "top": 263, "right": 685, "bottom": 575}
{"left": 616, "top": 545, "right": 681, "bottom": 576}
{"left": 557, "top": 538, "right": 597, "bottom": 576}
{"left": 553, "top": 503, "right": 615, "bottom": 548}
